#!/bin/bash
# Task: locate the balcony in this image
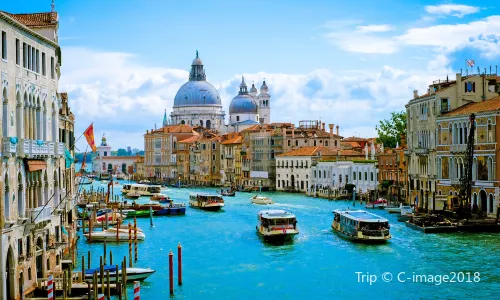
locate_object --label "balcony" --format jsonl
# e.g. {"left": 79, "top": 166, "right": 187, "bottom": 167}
{"left": 56, "top": 142, "right": 64, "bottom": 156}
{"left": 225, "top": 154, "right": 233, "bottom": 159}
{"left": 2, "top": 138, "right": 17, "bottom": 156}
{"left": 17, "top": 139, "right": 62, "bottom": 157}
{"left": 226, "top": 168, "right": 234, "bottom": 173}
{"left": 242, "top": 166, "right": 250, "bottom": 171}
{"left": 450, "top": 179, "right": 461, "bottom": 185}
{"left": 450, "top": 144, "right": 467, "bottom": 153}
{"left": 26, "top": 206, "right": 52, "bottom": 224}
{"left": 414, "top": 148, "right": 429, "bottom": 155}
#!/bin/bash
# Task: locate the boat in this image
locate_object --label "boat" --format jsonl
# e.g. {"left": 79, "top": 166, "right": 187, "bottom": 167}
{"left": 251, "top": 195, "right": 274, "bottom": 205}
{"left": 150, "top": 194, "right": 169, "bottom": 201}
{"left": 122, "top": 184, "right": 161, "bottom": 196}
{"left": 154, "top": 200, "right": 186, "bottom": 216}
{"left": 124, "top": 192, "right": 141, "bottom": 199}
{"left": 83, "top": 227, "right": 145, "bottom": 241}
{"left": 189, "top": 193, "right": 224, "bottom": 211}
{"left": 332, "top": 209, "right": 391, "bottom": 244}
{"left": 397, "top": 205, "right": 414, "bottom": 222}
{"left": 256, "top": 210, "right": 299, "bottom": 243}
{"left": 365, "top": 198, "right": 387, "bottom": 209}
{"left": 385, "top": 203, "right": 403, "bottom": 213}
{"left": 219, "top": 190, "right": 236, "bottom": 197}
{"left": 125, "top": 210, "right": 151, "bottom": 218}
{"left": 84, "top": 265, "right": 155, "bottom": 282}
{"left": 76, "top": 177, "right": 94, "bottom": 185}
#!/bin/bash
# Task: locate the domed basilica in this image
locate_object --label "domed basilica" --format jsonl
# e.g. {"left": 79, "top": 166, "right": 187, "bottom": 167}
{"left": 169, "top": 51, "right": 271, "bottom": 132}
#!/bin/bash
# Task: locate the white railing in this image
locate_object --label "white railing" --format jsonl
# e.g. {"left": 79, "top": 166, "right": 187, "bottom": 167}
{"left": 18, "top": 139, "right": 31, "bottom": 157}
{"left": 2, "top": 138, "right": 17, "bottom": 156}
{"left": 414, "top": 148, "right": 429, "bottom": 155}
{"left": 225, "top": 154, "right": 233, "bottom": 159}
{"left": 450, "top": 144, "right": 467, "bottom": 153}
{"left": 27, "top": 206, "right": 52, "bottom": 223}
{"left": 48, "top": 142, "right": 55, "bottom": 154}
{"left": 56, "top": 142, "right": 64, "bottom": 156}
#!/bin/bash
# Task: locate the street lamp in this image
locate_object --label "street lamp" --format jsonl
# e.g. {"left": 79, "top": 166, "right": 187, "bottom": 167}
{"left": 178, "top": 176, "right": 181, "bottom": 188}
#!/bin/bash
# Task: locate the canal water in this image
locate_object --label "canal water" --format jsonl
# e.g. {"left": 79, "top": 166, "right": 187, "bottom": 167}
{"left": 75, "top": 181, "right": 500, "bottom": 300}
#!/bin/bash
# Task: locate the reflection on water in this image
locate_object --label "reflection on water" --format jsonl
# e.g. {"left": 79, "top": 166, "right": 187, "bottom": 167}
{"left": 75, "top": 181, "right": 500, "bottom": 299}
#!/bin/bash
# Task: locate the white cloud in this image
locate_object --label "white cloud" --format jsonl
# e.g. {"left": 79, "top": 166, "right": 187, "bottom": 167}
{"left": 357, "top": 24, "right": 394, "bottom": 33}
{"left": 424, "top": 4, "right": 480, "bottom": 18}
{"left": 61, "top": 47, "right": 450, "bottom": 149}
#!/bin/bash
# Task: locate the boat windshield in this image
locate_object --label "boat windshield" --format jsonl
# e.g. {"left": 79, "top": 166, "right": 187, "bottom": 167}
{"left": 148, "top": 186, "right": 161, "bottom": 193}
{"left": 359, "top": 221, "right": 389, "bottom": 230}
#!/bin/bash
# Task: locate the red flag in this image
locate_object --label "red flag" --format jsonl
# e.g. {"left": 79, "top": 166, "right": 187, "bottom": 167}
{"left": 83, "top": 124, "right": 97, "bottom": 152}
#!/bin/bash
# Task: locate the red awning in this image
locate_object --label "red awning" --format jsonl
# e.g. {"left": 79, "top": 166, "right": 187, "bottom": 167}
{"left": 27, "top": 160, "right": 47, "bottom": 172}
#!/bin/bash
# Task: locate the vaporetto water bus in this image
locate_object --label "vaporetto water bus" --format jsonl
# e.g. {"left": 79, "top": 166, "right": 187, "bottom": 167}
{"left": 256, "top": 210, "right": 299, "bottom": 243}
{"left": 332, "top": 209, "right": 391, "bottom": 244}
{"left": 121, "top": 184, "right": 161, "bottom": 196}
{"left": 189, "top": 193, "right": 225, "bottom": 211}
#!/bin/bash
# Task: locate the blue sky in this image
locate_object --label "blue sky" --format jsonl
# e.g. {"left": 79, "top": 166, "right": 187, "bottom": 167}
{"left": 3, "top": 0, "right": 500, "bottom": 149}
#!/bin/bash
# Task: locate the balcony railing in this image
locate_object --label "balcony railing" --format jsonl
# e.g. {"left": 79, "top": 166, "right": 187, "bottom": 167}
{"left": 27, "top": 206, "right": 52, "bottom": 224}
{"left": 450, "top": 144, "right": 467, "bottom": 153}
{"left": 56, "top": 142, "right": 64, "bottom": 156}
{"left": 414, "top": 148, "right": 429, "bottom": 155}
{"left": 450, "top": 179, "right": 461, "bottom": 185}
{"left": 226, "top": 168, "right": 234, "bottom": 173}
{"left": 17, "top": 139, "right": 64, "bottom": 157}
{"left": 242, "top": 166, "right": 250, "bottom": 171}
{"left": 2, "top": 138, "right": 17, "bottom": 156}
{"left": 225, "top": 154, "right": 233, "bottom": 159}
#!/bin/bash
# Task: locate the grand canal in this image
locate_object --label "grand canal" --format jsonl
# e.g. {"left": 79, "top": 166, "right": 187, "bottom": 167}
{"left": 76, "top": 181, "right": 500, "bottom": 299}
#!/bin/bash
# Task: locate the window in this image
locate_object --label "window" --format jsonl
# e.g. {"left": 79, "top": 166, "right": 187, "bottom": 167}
{"left": 365, "top": 172, "right": 367, "bottom": 181}
{"left": 441, "top": 99, "right": 449, "bottom": 112}
{"left": 51, "top": 56, "right": 55, "bottom": 79}
{"left": 36, "top": 49, "right": 40, "bottom": 73}
{"left": 1, "top": 31, "right": 6, "bottom": 60}
{"left": 31, "top": 47, "right": 35, "bottom": 71}
{"left": 23, "top": 42, "right": 27, "bottom": 68}
{"left": 15, "top": 39, "right": 20, "bottom": 65}
{"left": 28, "top": 45, "right": 32, "bottom": 70}
{"left": 104, "top": 151, "right": 108, "bottom": 156}
{"left": 236, "top": 116, "right": 240, "bottom": 122}
{"left": 353, "top": 172, "right": 356, "bottom": 180}
{"left": 42, "top": 52, "right": 46, "bottom": 75}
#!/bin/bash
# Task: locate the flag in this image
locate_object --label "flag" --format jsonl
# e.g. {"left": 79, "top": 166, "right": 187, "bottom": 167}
{"left": 83, "top": 124, "right": 97, "bottom": 152}
{"left": 62, "top": 226, "right": 68, "bottom": 236}
{"left": 467, "top": 60, "right": 475, "bottom": 67}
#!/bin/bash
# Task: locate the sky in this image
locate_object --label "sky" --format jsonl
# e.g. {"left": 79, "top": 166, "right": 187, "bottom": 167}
{"left": 3, "top": 0, "right": 500, "bottom": 150}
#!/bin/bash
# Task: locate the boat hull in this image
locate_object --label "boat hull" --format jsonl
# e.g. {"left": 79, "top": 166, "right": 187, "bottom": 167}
{"left": 85, "top": 268, "right": 155, "bottom": 282}
{"left": 189, "top": 201, "right": 224, "bottom": 211}
{"left": 84, "top": 231, "right": 145, "bottom": 242}
{"left": 331, "top": 223, "right": 390, "bottom": 244}
{"left": 154, "top": 207, "right": 186, "bottom": 215}
{"left": 384, "top": 207, "right": 401, "bottom": 213}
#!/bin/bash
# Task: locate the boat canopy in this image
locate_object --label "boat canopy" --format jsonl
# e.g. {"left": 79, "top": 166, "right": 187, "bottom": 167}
{"left": 333, "top": 210, "right": 388, "bottom": 223}
{"left": 259, "top": 210, "right": 296, "bottom": 219}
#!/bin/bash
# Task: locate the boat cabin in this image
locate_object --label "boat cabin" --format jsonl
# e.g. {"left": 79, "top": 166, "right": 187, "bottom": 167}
{"left": 189, "top": 193, "right": 223, "bottom": 203}
{"left": 333, "top": 210, "right": 389, "bottom": 236}
{"left": 258, "top": 210, "right": 297, "bottom": 229}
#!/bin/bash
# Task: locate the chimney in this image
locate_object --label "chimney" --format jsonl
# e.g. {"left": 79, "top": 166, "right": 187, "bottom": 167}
{"left": 329, "top": 124, "right": 334, "bottom": 137}
{"left": 282, "top": 125, "right": 286, "bottom": 138}
{"left": 321, "top": 122, "right": 324, "bottom": 131}
{"left": 336, "top": 125, "right": 339, "bottom": 136}
{"left": 413, "top": 90, "right": 418, "bottom": 99}
{"left": 292, "top": 125, "right": 295, "bottom": 139}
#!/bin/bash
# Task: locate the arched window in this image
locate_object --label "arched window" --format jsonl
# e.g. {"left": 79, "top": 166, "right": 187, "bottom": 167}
{"left": 488, "top": 120, "right": 494, "bottom": 142}
{"left": 2, "top": 88, "right": 8, "bottom": 137}
{"left": 314, "top": 140, "right": 317, "bottom": 146}
{"left": 206, "top": 120, "right": 211, "bottom": 129}
{"left": 323, "top": 170, "right": 326, "bottom": 178}
{"left": 295, "top": 140, "right": 298, "bottom": 147}
{"left": 358, "top": 172, "right": 361, "bottom": 181}
{"left": 370, "top": 172, "right": 373, "bottom": 181}
{"left": 325, "top": 140, "right": 328, "bottom": 146}
{"left": 353, "top": 172, "right": 356, "bottom": 180}
{"left": 181, "top": 120, "right": 185, "bottom": 124}
{"left": 365, "top": 172, "right": 367, "bottom": 181}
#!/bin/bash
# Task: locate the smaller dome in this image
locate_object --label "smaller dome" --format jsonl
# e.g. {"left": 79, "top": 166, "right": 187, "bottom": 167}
{"left": 192, "top": 57, "right": 203, "bottom": 66}
{"left": 229, "top": 94, "right": 258, "bottom": 114}
{"left": 250, "top": 83, "right": 257, "bottom": 93}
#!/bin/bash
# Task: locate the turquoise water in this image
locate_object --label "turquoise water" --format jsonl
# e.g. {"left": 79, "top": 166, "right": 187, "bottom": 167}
{"left": 75, "top": 181, "right": 500, "bottom": 300}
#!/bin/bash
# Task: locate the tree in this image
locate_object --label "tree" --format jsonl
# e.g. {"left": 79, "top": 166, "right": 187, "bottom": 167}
{"left": 375, "top": 111, "right": 407, "bottom": 148}
{"left": 116, "top": 148, "right": 129, "bottom": 156}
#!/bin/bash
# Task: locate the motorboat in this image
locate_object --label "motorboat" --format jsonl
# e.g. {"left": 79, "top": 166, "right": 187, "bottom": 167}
{"left": 189, "top": 193, "right": 224, "bottom": 211}
{"left": 218, "top": 189, "right": 236, "bottom": 196}
{"left": 150, "top": 194, "right": 169, "bottom": 201}
{"left": 76, "top": 177, "right": 94, "bottom": 185}
{"left": 251, "top": 195, "right": 274, "bottom": 205}
{"left": 125, "top": 210, "right": 151, "bottom": 218}
{"left": 256, "top": 210, "right": 299, "bottom": 243}
{"left": 85, "top": 265, "right": 155, "bottom": 282}
{"left": 124, "top": 192, "right": 141, "bottom": 199}
{"left": 154, "top": 200, "right": 186, "bottom": 216}
{"left": 122, "top": 184, "right": 161, "bottom": 196}
{"left": 385, "top": 203, "right": 403, "bottom": 213}
{"left": 397, "top": 205, "right": 414, "bottom": 222}
{"left": 332, "top": 209, "right": 391, "bottom": 244}
{"left": 83, "top": 227, "right": 145, "bottom": 241}
{"left": 365, "top": 198, "right": 387, "bottom": 209}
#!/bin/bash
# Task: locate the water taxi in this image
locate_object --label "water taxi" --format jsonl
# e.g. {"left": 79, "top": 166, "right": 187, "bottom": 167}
{"left": 332, "top": 209, "right": 391, "bottom": 244}
{"left": 124, "top": 191, "right": 141, "bottom": 199}
{"left": 121, "top": 184, "right": 161, "bottom": 196}
{"left": 189, "top": 193, "right": 224, "bottom": 211}
{"left": 256, "top": 210, "right": 298, "bottom": 243}
{"left": 251, "top": 195, "right": 274, "bottom": 205}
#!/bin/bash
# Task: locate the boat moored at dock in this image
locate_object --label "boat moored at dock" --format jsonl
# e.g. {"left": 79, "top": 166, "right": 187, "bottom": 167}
{"left": 121, "top": 184, "right": 161, "bottom": 196}
{"left": 85, "top": 265, "right": 155, "bottom": 282}
{"left": 332, "top": 209, "right": 391, "bottom": 243}
{"left": 189, "top": 193, "right": 224, "bottom": 211}
{"left": 83, "top": 227, "right": 146, "bottom": 242}
{"left": 256, "top": 210, "right": 298, "bottom": 243}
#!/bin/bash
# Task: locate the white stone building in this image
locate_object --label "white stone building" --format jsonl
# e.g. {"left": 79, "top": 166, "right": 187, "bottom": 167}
{"left": 311, "top": 161, "right": 378, "bottom": 194}
{"left": 92, "top": 136, "right": 137, "bottom": 177}
{"left": 170, "top": 51, "right": 225, "bottom": 132}
{"left": 0, "top": 7, "right": 77, "bottom": 299}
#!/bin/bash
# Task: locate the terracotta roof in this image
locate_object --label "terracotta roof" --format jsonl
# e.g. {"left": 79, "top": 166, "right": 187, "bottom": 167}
{"left": 339, "top": 149, "right": 364, "bottom": 156}
{"left": 342, "top": 136, "right": 368, "bottom": 142}
{"left": 221, "top": 136, "right": 242, "bottom": 145}
{"left": 278, "top": 146, "right": 336, "bottom": 157}
{"left": 178, "top": 135, "right": 199, "bottom": 143}
{"left": 443, "top": 95, "right": 500, "bottom": 117}
{"left": 2, "top": 11, "right": 57, "bottom": 27}
{"left": 340, "top": 141, "right": 362, "bottom": 149}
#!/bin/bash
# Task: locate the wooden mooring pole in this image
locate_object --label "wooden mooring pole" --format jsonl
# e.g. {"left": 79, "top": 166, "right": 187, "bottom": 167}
{"left": 178, "top": 243, "right": 182, "bottom": 286}
{"left": 134, "top": 217, "right": 138, "bottom": 262}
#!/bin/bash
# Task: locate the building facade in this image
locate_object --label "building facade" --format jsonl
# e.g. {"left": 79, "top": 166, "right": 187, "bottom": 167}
{"left": 92, "top": 136, "right": 138, "bottom": 177}
{"left": 0, "top": 7, "right": 77, "bottom": 299}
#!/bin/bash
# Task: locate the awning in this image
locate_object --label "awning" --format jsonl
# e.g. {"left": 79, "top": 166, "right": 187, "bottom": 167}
{"left": 26, "top": 160, "right": 47, "bottom": 172}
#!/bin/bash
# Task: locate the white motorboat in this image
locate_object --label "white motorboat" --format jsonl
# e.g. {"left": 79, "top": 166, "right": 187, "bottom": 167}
{"left": 251, "top": 195, "right": 274, "bottom": 205}
{"left": 256, "top": 210, "right": 298, "bottom": 243}
{"left": 189, "top": 193, "right": 224, "bottom": 211}
{"left": 84, "top": 227, "right": 145, "bottom": 242}
{"left": 397, "top": 205, "right": 414, "bottom": 222}
{"left": 85, "top": 265, "right": 155, "bottom": 282}
{"left": 385, "top": 203, "right": 403, "bottom": 213}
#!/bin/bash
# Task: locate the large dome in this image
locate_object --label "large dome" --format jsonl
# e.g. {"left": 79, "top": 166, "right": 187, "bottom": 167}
{"left": 173, "top": 81, "right": 222, "bottom": 107}
{"left": 229, "top": 94, "right": 258, "bottom": 114}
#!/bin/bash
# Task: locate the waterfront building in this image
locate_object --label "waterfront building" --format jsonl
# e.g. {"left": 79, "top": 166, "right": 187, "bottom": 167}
{"left": 220, "top": 133, "right": 243, "bottom": 186}
{"left": 435, "top": 95, "right": 500, "bottom": 215}
{"left": 91, "top": 136, "right": 138, "bottom": 177}
{"left": 310, "top": 160, "right": 378, "bottom": 196}
{"left": 188, "top": 129, "right": 221, "bottom": 186}
{"left": 143, "top": 124, "right": 196, "bottom": 181}
{"left": 377, "top": 146, "right": 408, "bottom": 201}
{"left": 170, "top": 51, "right": 225, "bottom": 132}
{"left": 406, "top": 73, "right": 500, "bottom": 209}
{"left": 282, "top": 121, "right": 342, "bottom": 153}
{"left": 0, "top": 7, "right": 78, "bottom": 299}
{"left": 276, "top": 146, "right": 336, "bottom": 192}
{"left": 132, "top": 155, "right": 145, "bottom": 181}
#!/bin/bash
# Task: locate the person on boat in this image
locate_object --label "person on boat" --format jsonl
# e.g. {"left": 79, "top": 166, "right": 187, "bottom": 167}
{"left": 293, "top": 219, "right": 297, "bottom": 229}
